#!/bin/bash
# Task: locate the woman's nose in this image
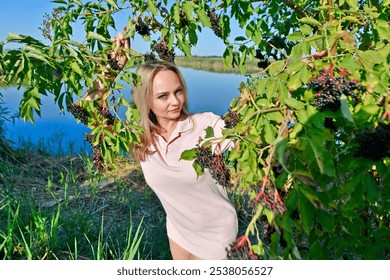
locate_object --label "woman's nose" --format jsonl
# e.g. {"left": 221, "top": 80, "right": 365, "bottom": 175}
{"left": 170, "top": 94, "right": 179, "bottom": 104}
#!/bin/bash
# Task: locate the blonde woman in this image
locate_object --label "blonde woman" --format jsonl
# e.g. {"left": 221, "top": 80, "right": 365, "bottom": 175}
{"left": 86, "top": 31, "right": 238, "bottom": 260}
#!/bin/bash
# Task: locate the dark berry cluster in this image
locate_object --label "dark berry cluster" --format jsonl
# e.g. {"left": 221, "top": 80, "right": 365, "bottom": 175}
{"left": 222, "top": 110, "right": 239, "bottom": 128}
{"left": 144, "top": 52, "right": 157, "bottom": 63}
{"left": 152, "top": 38, "right": 175, "bottom": 63}
{"left": 96, "top": 105, "right": 115, "bottom": 125}
{"left": 107, "top": 52, "right": 121, "bottom": 71}
{"left": 207, "top": 9, "right": 222, "bottom": 38}
{"left": 195, "top": 146, "right": 232, "bottom": 188}
{"left": 226, "top": 236, "right": 259, "bottom": 260}
{"left": 355, "top": 123, "right": 390, "bottom": 161}
{"left": 250, "top": 183, "right": 286, "bottom": 215}
{"left": 67, "top": 103, "right": 89, "bottom": 125}
{"left": 135, "top": 18, "right": 150, "bottom": 36}
{"left": 255, "top": 49, "right": 270, "bottom": 69}
{"left": 84, "top": 133, "right": 104, "bottom": 171}
{"left": 307, "top": 66, "right": 366, "bottom": 111}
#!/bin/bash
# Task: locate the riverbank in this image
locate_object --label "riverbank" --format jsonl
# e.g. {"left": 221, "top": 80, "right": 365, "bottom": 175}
{"left": 175, "top": 56, "right": 259, "bottom": 74}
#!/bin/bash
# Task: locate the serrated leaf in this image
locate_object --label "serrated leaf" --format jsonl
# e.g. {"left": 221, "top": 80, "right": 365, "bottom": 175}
{"left": 196, "top": 8, "right": 211, "bottom": 27}
{"left": 105, "top": 0, "right": 119, "bottom": 9}
{"left": 268, "top": 60, "right": 285, "bottom": 76}
{"left": 86, "top": 32, "right": 110, "bottom": 43}
{"left": 287, "top": 71, "right": 302, "bottom": 91}
{"left": 284, "top": 97, "right": 304, "bottom": 109}
{"left": 300, "top": 17, "right": 322, "bottom": 27}
{"left": 192, "top": 161, "right": 205, "bottom": 177}
{"left": 147, "top": 0, "right": 158, "bottom": 16}
{"left": 287, "top": 32, "right": 304, "bottom": 42}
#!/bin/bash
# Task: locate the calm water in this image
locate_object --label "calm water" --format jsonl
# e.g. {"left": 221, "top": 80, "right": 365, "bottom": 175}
{"left": 1, "top": 68, "right": 246, "bottom": 154}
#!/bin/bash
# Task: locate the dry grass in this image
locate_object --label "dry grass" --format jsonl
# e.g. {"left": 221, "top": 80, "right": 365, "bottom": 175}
{"left": 0, "top": 148, "right": 170, "bottom": 259}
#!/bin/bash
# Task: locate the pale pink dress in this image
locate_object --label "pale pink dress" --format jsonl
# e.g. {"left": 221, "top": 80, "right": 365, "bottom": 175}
{"left": 140, "top": 112, "right": 238, "bottom": 259}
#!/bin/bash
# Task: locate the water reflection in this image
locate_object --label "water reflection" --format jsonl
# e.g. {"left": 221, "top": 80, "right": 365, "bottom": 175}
{"left": 1, "top": 68, "right": 246, "bottom": 154}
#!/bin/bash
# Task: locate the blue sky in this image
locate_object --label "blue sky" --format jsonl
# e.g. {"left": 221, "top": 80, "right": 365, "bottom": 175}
{"left": 0, "top": 0, "right": 235, "bottom": 56}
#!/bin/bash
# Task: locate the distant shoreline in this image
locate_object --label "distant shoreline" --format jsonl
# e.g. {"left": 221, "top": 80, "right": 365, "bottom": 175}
{"left": 175, "top": 56, "right": 259, "bottom": 74}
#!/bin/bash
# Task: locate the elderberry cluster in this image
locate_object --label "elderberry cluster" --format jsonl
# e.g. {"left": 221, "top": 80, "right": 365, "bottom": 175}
{"left": 67, "top": 103, "right": 89, "bottom": 125}
{"left": 96, "top": 105, "right": 115, "bottom": 125}
{"left": 207, "top": 9, "right": 222, "bottom": 38}
{"left": 84, "top": 133, "right": 104, "bottom": 171}
{"left": 107, "top": 52, "right": 121, "bottom": 71}
{"left": 249, "top": 183, "right": 286, "bottom": 215}
{"left": 255, "top": 49, "right": 270, "bottom": 69}
{"left": 153, "top": 39, "right": 175, "bottom": 63}
{"left": 307, "top": 67, "right": 366, "bottom": 111}
{"left": 144, "top": 52, "right": 157, "bottom": 63}
{"left": 195, "top": 146, "right": 231, "bottom": 188}
{"left": 222, "top": 110, "right": 239, "bottom": 128}
{"left": 226, "top": 237, "right": 259, "bottom": 260}
{"left": 355, "top": 123, "right": 390, "bottom": 161}
{"left": 135, "top": 18, "right": 150, "bottom": 36}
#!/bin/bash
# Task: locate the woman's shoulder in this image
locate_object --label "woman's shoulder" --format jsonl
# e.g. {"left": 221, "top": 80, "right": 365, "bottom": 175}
{"left": 191, "top": 112, "right": 222, "bottom": 123}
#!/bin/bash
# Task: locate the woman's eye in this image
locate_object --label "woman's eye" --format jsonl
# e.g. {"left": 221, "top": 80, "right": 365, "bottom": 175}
{"left": 158, "top": 95, "right": 166, "bottom": 99}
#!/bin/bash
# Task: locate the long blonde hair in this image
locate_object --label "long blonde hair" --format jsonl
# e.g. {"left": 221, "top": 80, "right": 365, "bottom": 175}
{"left": 131, "top": 60, "right": 190, "bottom": 161}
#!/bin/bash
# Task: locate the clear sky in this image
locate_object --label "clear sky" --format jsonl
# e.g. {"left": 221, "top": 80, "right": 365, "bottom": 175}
{"left": 0, "top": 0, "right": 233, "bottom": 56}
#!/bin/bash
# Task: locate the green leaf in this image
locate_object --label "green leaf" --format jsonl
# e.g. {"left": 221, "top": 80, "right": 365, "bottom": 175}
{"left": 300, "top": 24, "right": 312, "bottom": 35}
{"left": 192, "top": 161, "right": 204, "bottom": 177}
{"left": 268, "top": 60, "right": 285, "bottom": 76}
{"left": 196, "top": 8, "right": 211, "bottom": 27}
{"left": 205, "top": 126, "right": 214, "bottom": 138}
{"left": 287, "top": 71, "right": 302, "bottom": 91}
{"left": 182, "top": 1, "right": 194, "bottom": 20}
{"left": 275, "top": 137, "right": 290, "bottom": 172}
{"left": 298, "top": 196, "right": 315, "bottom": 234}
{"left": 172, "top": 4, "right": 181, "bottom": 24}
{"left": 300, "top": 17, "right": 322, "bottom": 27}
{"left": 283, "top": 98, "right": 304, "bottom": 110}
{"left": 340, "top": 96, "right": 354, "bottom": 123}
{"left": 180, "top": 148, "right": 196, "bottom": 161}
{"left": 287, "top": 32, "right": 304, "bottom": 42}
{"left": 105, "top": 0, "right": 119, "bottom": 10}
{"left": 266, "top": 79, "right": 277, "bottom": 99}
{"left": 147, "top": 0, "right": 158, "bottom": 16}
{"left": 223, "top": 46, "right": 233, "bottom": 69}
{"left": 86, "top": 32, "right": 110, "bottom": 43}
{"left": 365, "top": 173, "right": 379, "bottom": 204}
{"left": 345, "top": 0, "right": 358, "bottom": 8}
{"left": 305, "top": 136, "right": 336, "bottom": 177}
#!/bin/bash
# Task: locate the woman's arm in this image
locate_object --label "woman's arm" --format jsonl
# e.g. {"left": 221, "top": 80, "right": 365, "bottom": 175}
{"left": 83, "top": 27, "right": 130, "bottom": 102}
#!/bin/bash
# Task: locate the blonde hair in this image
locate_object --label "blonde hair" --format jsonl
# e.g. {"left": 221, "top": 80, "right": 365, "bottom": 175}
{"left": 131, "top": 60, "right": 190, "bottom": 161}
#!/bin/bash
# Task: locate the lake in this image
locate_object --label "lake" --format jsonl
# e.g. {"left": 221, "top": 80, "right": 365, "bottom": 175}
{"left": 1, "top": 68, "right": 247, "bottom": 155}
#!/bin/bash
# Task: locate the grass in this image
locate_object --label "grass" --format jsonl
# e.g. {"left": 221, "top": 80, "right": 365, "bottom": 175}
{"left": 0, "top": 140, "right": 171, "bottom": 260}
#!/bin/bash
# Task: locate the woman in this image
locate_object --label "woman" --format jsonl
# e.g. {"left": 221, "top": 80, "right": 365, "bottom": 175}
{"left": 131, "top": 61, "right": 238, "bottom": 260}
{"left": 86, "top": 31, "right": 238, "bottom": 260}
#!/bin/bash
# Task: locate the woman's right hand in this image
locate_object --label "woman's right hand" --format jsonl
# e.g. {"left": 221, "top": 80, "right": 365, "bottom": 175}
{"left": 83, "top": 27, "right": 130, "bottom": 101}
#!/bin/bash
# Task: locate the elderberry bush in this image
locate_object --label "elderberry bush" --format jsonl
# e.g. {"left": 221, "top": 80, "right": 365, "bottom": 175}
{"left": 194, "top": 146, "right": 232, "bottom": 188}
{"left": 222, "top": 110, "right": 239, "bottom": 128}
{"left": 153, "top": 39, "right": 175, "bottom": 63}
{"left": 135, "top": 19, "right": 150, "bottom": 36}
{"left": 207, "top": 9, "right": 222, "bottom": 38}
{"left": 307, "top": 67, "right": 366, "bottom": 111}
{"left": 67, "top": 103, "right": 89, "bottom": 125}
{"left": 96, "top": 105, "right": 115, "bottom": 125}
{"left": 355, "top": 123, "right": 390, "bottom": 161}
{"left": 84, "top": 133, "right": 104, "bottom": 171}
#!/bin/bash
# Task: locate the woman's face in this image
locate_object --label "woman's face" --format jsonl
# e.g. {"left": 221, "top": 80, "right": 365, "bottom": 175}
{"left": 150, "top": 69, "right": 185, "bottom": 123}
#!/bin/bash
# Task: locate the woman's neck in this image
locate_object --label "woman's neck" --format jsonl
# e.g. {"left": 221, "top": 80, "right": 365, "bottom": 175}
{"left": 155, "top": 113, "right": 186, "bottom": 142}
